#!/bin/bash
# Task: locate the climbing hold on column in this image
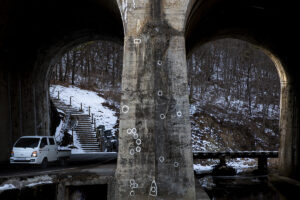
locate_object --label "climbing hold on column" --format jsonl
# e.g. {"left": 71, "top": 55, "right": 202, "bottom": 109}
{"left": 159, "top": 156, "right": 165, "bottom": 163}
{"left": 134, "top": 38, "right": 141, "bottom": 44}
{"left": 122, "top": 105, "right": 129, "bottom": 113}
{"left": 177, "top": 111, "right": 182, "bottom": 117}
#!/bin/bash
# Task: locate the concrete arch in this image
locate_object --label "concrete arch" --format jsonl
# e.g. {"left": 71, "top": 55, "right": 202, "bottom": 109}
{"left": 0, "top": 0, "right": 124, "bottom": 164}
{"left": 185, "top": 0, "right": 299, "bottom": 179}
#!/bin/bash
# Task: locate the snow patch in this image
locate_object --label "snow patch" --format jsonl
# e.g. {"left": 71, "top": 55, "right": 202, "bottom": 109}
{"left": 26, "top": 181, "right": 53, "bottom": 187}
{"left": 50, "top": 85, "right": 117, "bottom": 133}
{"left": 0, "top": 184, "right": 16, "bottom": 191}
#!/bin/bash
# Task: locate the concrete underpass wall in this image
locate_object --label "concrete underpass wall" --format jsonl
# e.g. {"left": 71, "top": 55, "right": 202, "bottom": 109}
{"left": 0, "top": 0, "right": 123, "bottom": 164}
{"left": 0, "top": 72, "right": 12, "bottom": 163}
{"left": 185, "top": 0, "right": 299, "bottom": 180}
{"left": 279, "top": 80, "right": 300, "bottom": 179}
{"left": 0, "top": 71, "right": 51, "bottom": 163}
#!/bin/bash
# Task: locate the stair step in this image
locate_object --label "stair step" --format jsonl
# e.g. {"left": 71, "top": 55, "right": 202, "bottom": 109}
{"left": 51, "top": 97, "right": 104, "bottom": 153}
{"left": 81, "top": 145, "right": 100, "bottom": 147}
{"left": 78, "top": 138, "right": 98, "bottom": 140}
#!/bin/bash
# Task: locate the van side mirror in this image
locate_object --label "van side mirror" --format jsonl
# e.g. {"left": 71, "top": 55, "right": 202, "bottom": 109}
{"left": 40, "top": 143, "right": 45, "bottom": 149}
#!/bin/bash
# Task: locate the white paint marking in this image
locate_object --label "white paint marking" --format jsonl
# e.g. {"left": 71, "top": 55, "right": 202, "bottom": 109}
{"left": 122, "top": 105, "right": 129, "bottom": 113}
{"left": 136, "top": 139, "right": 142, "bottom": 145}
{"left": 134, "top": 39, "right": 141, "bottom": 44}
{"left": 136, "top": 146, "right": 141, "bottom": 152}
{"left": 177, "top": 111, "right": 182, "bottom": 117}
{"left": 160, "top": 114, "right": 166, "bottom": 119}
{"left": 159, "top": 156, "right": 165, "bottom": 163}
{"left": 149, "top": 180, "right": 158, "bottom": 197}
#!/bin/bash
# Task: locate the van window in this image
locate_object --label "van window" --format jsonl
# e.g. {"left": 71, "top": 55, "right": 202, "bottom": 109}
{"left": 15, "top": 138, "right": 40, "bottom": 148}
{"left": 40, "top": 138, "right": 48, "bottom": 147}
{"left": 49, "top": 138, "right": 55, "bottom": 145}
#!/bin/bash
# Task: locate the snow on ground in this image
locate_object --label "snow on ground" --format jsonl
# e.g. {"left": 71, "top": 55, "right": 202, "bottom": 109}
{"left": 54, "top": 119, "right": 63, "bottom": 143}
{"left": 71, "top": 129, "right": 85, "bottom": 154}
{"left": 0, "top": 175, "right": 53, "bottom": 192}
{"left": 0, "top": 184, "right": 16, "bottom": 191}
{"left": 227, "top": 158, "right": 256, "bottom": 173}
{"left": 50, "top": 85, "right": 117, "bottom": 132}
{"left": 194, "top": 164, "right": 214, "bottom": 174}
{"left": 194, "top": 158, "right": 256, "bottom": 174}
{"left": 26, "top": 181, "right": 53, "bottom": 187}
{"left": 49, "top": 85, "right": 258, "bottom": 172}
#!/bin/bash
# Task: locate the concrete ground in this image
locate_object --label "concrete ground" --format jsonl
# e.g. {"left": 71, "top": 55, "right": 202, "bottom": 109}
{"left": 0, "top": 152, "right": 210, "bottom": 199}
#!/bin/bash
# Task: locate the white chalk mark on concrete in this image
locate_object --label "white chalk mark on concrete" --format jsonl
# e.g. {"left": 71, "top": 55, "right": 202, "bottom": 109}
{"left": 149, "top": 180, "right": 158, "bottom": 197}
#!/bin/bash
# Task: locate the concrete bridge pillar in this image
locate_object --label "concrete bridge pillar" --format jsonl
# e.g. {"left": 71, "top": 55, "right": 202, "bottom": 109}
{"left": 0, "top": 70, "right": 51, "bottom": 163}
{"left": 115, "top": 0, "right": 195, "bottom": 199}
{"left": 279, "top": 81, "right": 300, "bottom": 179}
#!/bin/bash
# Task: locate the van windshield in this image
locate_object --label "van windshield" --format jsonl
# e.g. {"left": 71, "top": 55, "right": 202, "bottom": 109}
{"left": 14, "top": 138, "right": 40, "bottom": 148}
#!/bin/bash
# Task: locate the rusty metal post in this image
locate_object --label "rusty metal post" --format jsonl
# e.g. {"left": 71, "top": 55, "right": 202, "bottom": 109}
{"left": 219, "top": 156, "right": 226, "bottom": 166}
{"left": 258, "top": 157, "right": 268, "bottom": 172}
{"left": 72, "top": 128, "right": 74, "bottom": 145}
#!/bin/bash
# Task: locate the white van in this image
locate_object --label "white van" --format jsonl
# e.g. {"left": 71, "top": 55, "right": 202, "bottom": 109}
{"left": 10, "top": 136, "right": 71, "bottom": 168}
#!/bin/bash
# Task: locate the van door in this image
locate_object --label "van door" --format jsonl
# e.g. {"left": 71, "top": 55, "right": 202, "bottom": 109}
{"left": 39, "top": 138, "right": 49, "bottom": 161}
{"left": 48, "top": 138, "right": 57, "bottom": 161}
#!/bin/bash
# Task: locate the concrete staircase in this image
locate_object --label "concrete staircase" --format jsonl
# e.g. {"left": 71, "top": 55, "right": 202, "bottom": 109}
{"left": 51, "top": 98, "right": 101, "bottom": 153}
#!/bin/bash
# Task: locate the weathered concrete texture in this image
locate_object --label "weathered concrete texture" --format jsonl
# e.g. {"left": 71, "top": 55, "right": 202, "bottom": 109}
{"left": 115, "top": 0, "right": 195, "bottom": 199}
{"left": 0, "top": 70, "right": 50, "bottom": 163}
{"left": 279, "top": 82, "right": 300, "bottom": 179}
{"left": 0, "top": 72, "right": 12, "bottom": 163}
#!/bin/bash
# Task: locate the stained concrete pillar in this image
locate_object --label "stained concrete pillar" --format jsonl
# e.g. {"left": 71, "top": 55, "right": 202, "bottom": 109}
{"left": 115, "top": 0, "right": 195, "bottom": 199}
{"left": 279, "top": 81, "right": 300, "bottom": 179}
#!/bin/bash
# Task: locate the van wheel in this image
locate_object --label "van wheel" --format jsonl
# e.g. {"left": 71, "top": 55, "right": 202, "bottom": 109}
{"left": 41, "top": 158, "right": 48, "bottom": 169}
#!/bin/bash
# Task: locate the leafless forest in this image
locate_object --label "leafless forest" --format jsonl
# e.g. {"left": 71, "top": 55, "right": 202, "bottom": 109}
{"left": 50, "top": 38, "right": 280, "bottom": 151}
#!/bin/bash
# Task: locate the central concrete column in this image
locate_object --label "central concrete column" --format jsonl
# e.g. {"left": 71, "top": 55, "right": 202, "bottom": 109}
{"left": 115, "top": 0, "right": 195, "bottom": 199}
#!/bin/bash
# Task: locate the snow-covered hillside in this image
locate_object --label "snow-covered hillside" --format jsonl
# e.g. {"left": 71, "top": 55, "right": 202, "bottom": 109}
{"left": 50, "top": 85, "right": 117, "bottom": 134}
{"left": 49, "top": 84, "right": 279, "bottom": 173}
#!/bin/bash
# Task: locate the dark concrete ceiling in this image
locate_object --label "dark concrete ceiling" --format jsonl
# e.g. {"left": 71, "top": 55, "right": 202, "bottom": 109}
{"left": 185, "top": 0, "right": 295, "bottom": 56}
{"left": 0, "top": 0, "right": 124, "bottom": 72}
